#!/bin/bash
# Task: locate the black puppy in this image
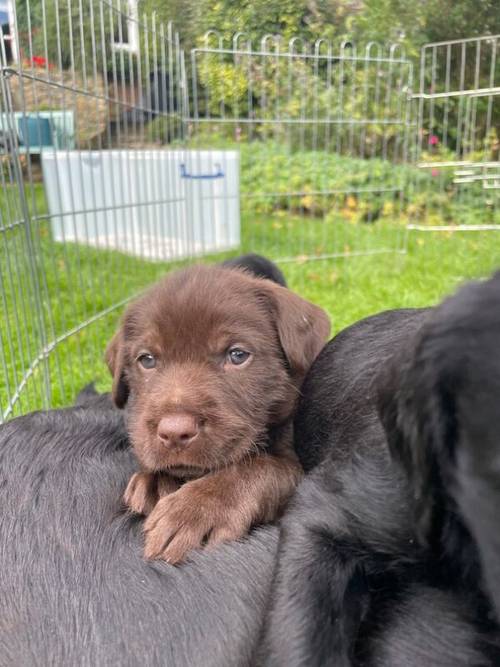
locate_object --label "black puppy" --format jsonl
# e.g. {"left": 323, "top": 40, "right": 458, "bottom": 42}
{"left": 0, "top": 396, "right": 278, "bottom": 666}
{"left": 262, "top": 272, "right": 500, "bottom": 666}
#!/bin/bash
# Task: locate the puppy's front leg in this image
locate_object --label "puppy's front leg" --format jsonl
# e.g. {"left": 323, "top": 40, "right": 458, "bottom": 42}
{"left": 143, "top": 445, "right": 302, "bottom": 564}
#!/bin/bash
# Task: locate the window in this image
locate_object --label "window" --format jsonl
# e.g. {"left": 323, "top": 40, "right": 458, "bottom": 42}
{"left": 0, "top": 1, "right": 14, "bottom": 63}
{"left": 112, "top": 0, "right": 138, "bottom": 54}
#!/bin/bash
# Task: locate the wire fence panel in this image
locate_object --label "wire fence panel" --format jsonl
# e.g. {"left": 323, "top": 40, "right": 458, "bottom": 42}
{"left": 0, "top": 1, "right": 498, "bottom": 420}
{"left": 187, "top": 36, "right": 414, "bottom": 264}
{"left": 411, "top": 34, "right": 500, "bottom": 232}
{"left": 0, "top": 3, "right": 192, "bottom": 421}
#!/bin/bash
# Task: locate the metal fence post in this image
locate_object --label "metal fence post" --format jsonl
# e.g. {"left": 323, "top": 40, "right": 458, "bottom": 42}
{"left": 0, "top": 62, "right": 51, "bottom": 413}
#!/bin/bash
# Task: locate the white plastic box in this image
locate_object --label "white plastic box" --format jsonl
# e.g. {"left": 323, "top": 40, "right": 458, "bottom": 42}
{"left": 41, "top": 149, "right": 240, "bottom": 260}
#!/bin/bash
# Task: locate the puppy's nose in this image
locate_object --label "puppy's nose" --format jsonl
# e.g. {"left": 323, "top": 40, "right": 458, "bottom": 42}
{"left": 157, "top": 414, "right": 199, "bottom": 448}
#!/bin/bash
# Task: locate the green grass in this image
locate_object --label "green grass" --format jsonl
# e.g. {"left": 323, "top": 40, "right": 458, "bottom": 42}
{"left": 1, "top": 177, "right": 500, "bottom": 421}
{"left": 286, "top": 228, "right": 500, "bottom": 330}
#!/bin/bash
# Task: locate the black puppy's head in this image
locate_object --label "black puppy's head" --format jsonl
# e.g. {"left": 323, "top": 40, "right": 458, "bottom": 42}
{"left": 378, "top": 271, "right": 500, "bottom": 549}
{"left": 221, "top": 254, "right": 287, "bottom": 287}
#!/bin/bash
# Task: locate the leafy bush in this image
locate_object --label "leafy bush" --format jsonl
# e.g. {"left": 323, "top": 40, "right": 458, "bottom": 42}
{"left": 235, "top": 141, "right": 494, "bottom": 226}
{"left": 239, "top": 142, "right": 425, "bottom": 219}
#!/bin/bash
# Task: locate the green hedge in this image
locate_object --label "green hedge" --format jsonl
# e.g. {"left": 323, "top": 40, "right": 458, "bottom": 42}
{"left": 238, "top": 141, "right": 493, "bottom": 225}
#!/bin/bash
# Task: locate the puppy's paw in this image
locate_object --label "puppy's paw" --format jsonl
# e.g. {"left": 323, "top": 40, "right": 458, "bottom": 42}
{"left": 143, "top": 482, "right": 248, "bottom": 564}
{"left": 124, "top": 472, "right": 157, "bottom": 515}
{"left": 124, "top": 472, "right": 179, "bottom": 516}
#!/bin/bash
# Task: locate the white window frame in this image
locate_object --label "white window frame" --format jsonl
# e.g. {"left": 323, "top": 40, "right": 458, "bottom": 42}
{"left": 112, "top": 0, "right": 139, "bottom": 54}
{"left": 0, "top": 0, "right": 18, "bottom": 63}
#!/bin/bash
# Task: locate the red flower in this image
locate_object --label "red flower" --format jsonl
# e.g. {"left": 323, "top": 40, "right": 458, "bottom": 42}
{"left": 429, "top": 134, "right": 439, "bottom": 146}
{"left": 30, "top": 55, "right": 54, "bottom": 69}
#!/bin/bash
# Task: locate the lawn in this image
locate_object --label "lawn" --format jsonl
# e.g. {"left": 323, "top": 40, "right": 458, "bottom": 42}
{"left": 1, "top": 172, "right": 500, "bottom": 421}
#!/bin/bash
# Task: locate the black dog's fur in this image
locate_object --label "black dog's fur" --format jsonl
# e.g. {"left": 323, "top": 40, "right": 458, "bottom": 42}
{"left": 262, "top": 272, "right": 500, "bottom": 666}
{"left": 222, "top": 253, "right": 287, "bottom": 287}
{"left": 0, "top": 399, "right": 278, "bottom": 666}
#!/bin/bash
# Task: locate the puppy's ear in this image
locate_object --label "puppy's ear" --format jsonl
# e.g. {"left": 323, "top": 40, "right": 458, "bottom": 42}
{"left": 105, "top": 329, "right": 129, "bottom": 408}
{"left": 377, "top": 352, "right": 437, "bottom": 547}
{"left": 262, "top": 282, "right": 330, "bottom": 379}
{"left": 377, "top": 314, "right": 459, "bottom": 550}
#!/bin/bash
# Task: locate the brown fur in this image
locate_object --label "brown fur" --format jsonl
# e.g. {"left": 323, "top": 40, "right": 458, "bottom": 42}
{"left": 106, "top": 264, "right": 330, "bottom": 563}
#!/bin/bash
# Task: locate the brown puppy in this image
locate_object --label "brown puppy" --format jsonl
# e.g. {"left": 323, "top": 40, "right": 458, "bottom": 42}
{"left": 106, "top": 264, "right": 330, "bottom": 564}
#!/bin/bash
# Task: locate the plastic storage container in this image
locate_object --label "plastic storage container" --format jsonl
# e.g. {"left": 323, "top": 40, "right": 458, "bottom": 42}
{"left": 41, "top": 149, "right": 240, "bottom": 260}
{"left": 18, "top": 117, "right": 54, "bottom": 149}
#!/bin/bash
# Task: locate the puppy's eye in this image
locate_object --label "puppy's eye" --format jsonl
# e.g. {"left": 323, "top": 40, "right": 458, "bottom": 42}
{"left": 227, "top": 348, "right": 251, "bottom": 366}
{"left": 137, "top": 352, "right": 156, "bottom": 370}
